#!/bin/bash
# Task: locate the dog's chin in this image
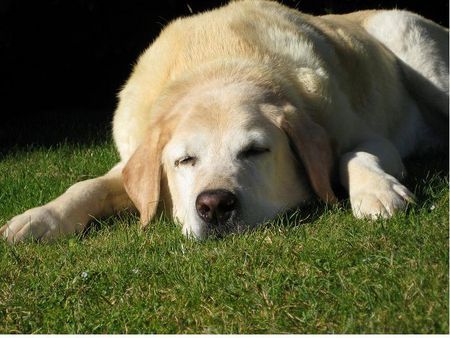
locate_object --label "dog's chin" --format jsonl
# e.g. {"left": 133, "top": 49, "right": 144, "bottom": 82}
{"left": 183, "top": 212, "right": 253, "bottom": 240}
{"left": 205, "top": 218, "right": 251, "bottom": 239}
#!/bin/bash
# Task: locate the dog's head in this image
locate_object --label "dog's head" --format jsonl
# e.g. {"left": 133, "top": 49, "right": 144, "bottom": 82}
{"left": 122, "top": 63, "right": 336, "bottom": 238}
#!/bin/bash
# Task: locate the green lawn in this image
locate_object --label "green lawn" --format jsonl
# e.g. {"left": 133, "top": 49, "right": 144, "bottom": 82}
{"left": 0, "top": 139, "right": 448, "bottom": 333}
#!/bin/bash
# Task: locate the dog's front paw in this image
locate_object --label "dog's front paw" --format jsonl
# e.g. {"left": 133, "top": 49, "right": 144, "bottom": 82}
{"left": 350, "top": 175, "right": 415, "bottom": 219}
{"left": 1, "top": 206, "right": 68, "bottom": 243}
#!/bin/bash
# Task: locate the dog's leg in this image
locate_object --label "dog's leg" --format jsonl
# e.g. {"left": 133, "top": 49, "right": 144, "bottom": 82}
{"left": 339, "top": 138, "right": 415, "bottom": 219}
{"left": 1, "top": 163, "right": 133, "bottom": 243}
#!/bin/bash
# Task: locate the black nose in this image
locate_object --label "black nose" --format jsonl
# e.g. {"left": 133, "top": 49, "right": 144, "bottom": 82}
{"left": 196, "top": 189, "right": 237, "bottom": 225}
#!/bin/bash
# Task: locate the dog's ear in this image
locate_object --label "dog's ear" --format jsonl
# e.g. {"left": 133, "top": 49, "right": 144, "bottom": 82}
{"left": 122, "top": 126, "right": 169, "bottom": 227}
{"left": 278, "top": 108, "right": 337, "bottom": 204}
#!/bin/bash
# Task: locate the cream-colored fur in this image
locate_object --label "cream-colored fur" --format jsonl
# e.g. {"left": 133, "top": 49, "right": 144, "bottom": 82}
{"left": 2, "top": 1, "right": 448, "bottom": 242}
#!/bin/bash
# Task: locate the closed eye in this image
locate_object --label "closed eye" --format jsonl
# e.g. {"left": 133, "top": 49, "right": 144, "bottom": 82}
{"left": 239, "top": 145, "right": 270, "bottom": 159}
{"left": 175, "top": 155, "right": 196, "bottom": 167}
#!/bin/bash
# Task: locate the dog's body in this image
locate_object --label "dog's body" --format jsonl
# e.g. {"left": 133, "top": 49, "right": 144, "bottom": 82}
{"left": 2, "top": 0, "right": 448, "bottom": 242}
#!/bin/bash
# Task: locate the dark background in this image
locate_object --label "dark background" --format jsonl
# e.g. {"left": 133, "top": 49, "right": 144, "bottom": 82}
{"left": 1, "top": 0, "right": 448, "bottom": 150}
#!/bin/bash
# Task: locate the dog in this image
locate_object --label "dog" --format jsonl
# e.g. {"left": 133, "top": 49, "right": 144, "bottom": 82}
{"left": 2, "top": 0, "right": 448, "bottom": 242}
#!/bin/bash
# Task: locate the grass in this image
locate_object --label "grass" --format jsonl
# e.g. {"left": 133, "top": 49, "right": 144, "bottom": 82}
{"left": 0, "top": 137, "right": 448, "bottom": 333}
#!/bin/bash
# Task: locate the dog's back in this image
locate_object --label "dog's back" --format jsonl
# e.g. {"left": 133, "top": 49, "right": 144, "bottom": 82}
{"left": 335, "top": 10, "right": 449, "bottom": 141}
{"left": 113, "top": 0, "right": 449, "bottom": 160}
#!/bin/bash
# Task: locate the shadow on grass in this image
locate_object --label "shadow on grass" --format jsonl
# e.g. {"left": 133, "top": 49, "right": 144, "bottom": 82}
{"left": 78, "top": 208, "right": 139, "bottom": 240}
{"left": 403, "top": 147, "right": 449, "bottom": 201}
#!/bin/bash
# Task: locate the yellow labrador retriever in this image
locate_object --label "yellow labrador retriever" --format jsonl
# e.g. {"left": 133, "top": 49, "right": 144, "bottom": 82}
{"left": 2, "top": 0, "right": 448, "bottom": 242}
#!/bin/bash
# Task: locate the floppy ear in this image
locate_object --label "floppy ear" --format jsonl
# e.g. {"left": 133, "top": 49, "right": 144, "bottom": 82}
{"left": 278, "top": 110, "right": 337, "bottom": 204}
{"left": 122, "top": 126, "right": 168, "bottom": 226}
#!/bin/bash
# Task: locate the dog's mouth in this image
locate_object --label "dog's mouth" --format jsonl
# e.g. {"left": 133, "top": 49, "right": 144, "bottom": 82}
{"left": 202, "top": 210, "right": 251, "bottom": 238}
